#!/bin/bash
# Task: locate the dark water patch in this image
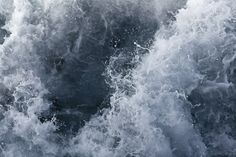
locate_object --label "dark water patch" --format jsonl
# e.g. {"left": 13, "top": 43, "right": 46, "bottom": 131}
{"left": 0, "top": 14, "right": 10, "bottom": 44}
{"left": 38, "top": 4, "right": 158, "bottom": 133}
{"left": 189, "top": 80, "right": 236, "bottom": 156}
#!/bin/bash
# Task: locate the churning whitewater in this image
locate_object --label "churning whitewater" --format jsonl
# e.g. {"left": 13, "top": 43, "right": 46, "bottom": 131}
{"left": 0, "top": 0, "right": 236, "bottom": 156}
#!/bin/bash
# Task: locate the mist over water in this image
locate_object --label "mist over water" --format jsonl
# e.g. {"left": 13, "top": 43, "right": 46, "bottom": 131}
{"left": 0, "top": 0, "right": 236, "bottom": 157}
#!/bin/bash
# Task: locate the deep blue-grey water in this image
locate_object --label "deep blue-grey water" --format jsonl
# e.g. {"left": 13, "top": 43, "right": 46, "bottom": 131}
{"left": 0, "top": 0, "right": 236, "bottom": 156}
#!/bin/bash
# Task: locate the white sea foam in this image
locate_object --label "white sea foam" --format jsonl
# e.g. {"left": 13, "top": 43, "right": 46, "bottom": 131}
{"left": 69, "top": 0, "right": 236, "bottom": 157}
{"left": 0, "top": 0, "right": 236, "bottom": 157}
{"left": 0, "top": 0, "right": 75, "bottom": 156}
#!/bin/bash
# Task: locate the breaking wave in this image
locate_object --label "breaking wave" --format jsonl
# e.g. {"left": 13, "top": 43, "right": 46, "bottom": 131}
{"left": 0, "top": 0, "right": 236, "bottom": 157}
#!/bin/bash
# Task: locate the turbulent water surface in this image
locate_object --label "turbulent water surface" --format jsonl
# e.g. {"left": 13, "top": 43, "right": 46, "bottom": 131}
{"left": 0, "top": 0, "right": 236, "bottom": 156}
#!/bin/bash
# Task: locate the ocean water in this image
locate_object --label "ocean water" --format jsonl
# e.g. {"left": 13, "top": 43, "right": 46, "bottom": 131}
{"left": 0, "top": 0, "right": 236, "bottom": 156}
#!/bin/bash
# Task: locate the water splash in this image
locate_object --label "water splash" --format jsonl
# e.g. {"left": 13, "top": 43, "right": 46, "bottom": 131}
{"left": 0, "top": 0, "right": 236, "bottom": 157}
